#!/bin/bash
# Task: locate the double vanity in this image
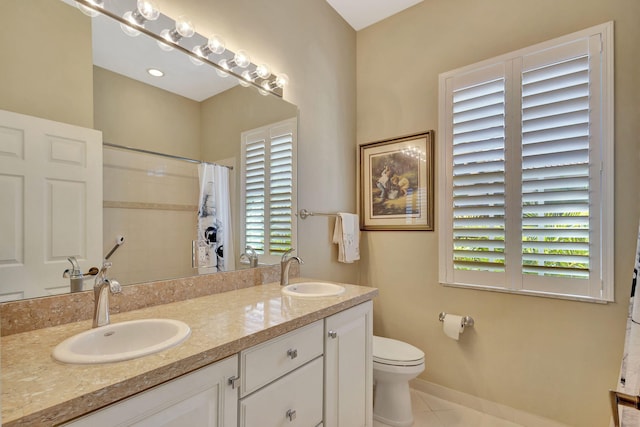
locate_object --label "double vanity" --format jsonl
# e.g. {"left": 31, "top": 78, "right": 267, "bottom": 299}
{"left": 1, "top": 276, "right": 377, "bottom": 426}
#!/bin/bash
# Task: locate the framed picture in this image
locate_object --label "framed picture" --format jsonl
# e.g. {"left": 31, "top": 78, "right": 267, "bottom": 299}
{"left": 359, "top": 131, "right": 434, "bottom": 231}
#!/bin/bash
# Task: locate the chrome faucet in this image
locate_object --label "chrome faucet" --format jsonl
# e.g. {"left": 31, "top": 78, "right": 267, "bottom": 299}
{"left": 240, "top": 245, "right": 259, "bottom": 268}
{"left": 280, "top": 248, "right": 303, "bottom": 286}
{"left": 93, "top": 261, "right": 122, "bottom": 328}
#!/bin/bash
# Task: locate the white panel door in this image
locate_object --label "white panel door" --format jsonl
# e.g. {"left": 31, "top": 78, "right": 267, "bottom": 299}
{"left": 0, "top": 109, "right": 102, "bottom": 300}
{"left": 324, "top": 301, "right": 373, "bottom": 427}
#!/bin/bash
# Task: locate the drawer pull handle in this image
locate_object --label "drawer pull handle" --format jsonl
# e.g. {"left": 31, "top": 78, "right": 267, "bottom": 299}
{"left": 227, "top": 376, "right": 240, "bottom": 389}
{"left": 287, "top": 348, "right": 298, "bottom": 359}
{"left": 286, "top": 409, "right": 297, "bottom": 421}
{"left": 328, "top": 330, "right": 338, "bottom": 339}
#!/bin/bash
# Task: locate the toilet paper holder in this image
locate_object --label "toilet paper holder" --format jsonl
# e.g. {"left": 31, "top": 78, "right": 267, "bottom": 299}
{"left": 439, "top": 312, "right": 475, "bottom": 328}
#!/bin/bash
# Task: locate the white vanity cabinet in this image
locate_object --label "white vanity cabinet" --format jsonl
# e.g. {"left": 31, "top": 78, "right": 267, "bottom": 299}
{"left": 59, "top": 301, "right": 373, "bottom": 427}
{"left": 324, "top": 300, "right": 373, "bottom": 427}
{"left": 237, "top": 301, "right": 373, "bottom": 427}
{"left": 238, "top": 320, "right": 324, "bottom": 427}
{"left": 62, "top": 355, "right": 238, "bottom": 427}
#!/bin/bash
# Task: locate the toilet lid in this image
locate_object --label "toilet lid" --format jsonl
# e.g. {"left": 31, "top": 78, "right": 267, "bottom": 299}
{"left": 373, "top": 336, "right": 424, "bottom": 366}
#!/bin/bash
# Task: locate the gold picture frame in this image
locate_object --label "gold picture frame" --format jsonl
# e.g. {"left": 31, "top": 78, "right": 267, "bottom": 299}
{"left": 359, "top": 131, "right": 434, "bottom": 231}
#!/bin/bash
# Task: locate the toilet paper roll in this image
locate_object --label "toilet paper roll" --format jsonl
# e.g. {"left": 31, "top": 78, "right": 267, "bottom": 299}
{"left": 443, "top": 314, "right": 464, "bottom": 341}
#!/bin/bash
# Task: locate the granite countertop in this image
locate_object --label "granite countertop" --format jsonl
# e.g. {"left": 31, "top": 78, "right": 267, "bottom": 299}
{"left": 2, "top": 280, "right": 377, "bottom": 426}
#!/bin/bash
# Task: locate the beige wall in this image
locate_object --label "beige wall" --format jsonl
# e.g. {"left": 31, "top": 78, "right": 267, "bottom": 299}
{"left": 200, "top": 85, "right": 298, "bottom": 163}
{"left": 357, "top": 0, "right": 640, "bottom": 425}
{"left": 94, "top": 66, "right": 202, "bottom": 160}
{"left": 102, "top": 148, "right": 198, "bottom": 285}
{"left": 0, "top": 0, "right": 93, "bottom": 127}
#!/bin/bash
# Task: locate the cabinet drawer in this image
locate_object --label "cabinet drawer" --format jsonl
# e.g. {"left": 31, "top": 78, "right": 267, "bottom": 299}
{"left": 240, "top": 320, "right": 323, "bottom": 397}
{"left": 239, "top": 356, "right": 323, "bottom": 427}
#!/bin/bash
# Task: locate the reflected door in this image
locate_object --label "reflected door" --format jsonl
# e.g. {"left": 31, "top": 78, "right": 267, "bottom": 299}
{"left": 0, "top": 109, "right": 103, "bottom": 300}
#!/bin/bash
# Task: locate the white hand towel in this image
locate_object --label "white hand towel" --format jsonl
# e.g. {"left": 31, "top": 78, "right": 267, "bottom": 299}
{"left": 333, "top": 213, "right": 360, "bottom": 263}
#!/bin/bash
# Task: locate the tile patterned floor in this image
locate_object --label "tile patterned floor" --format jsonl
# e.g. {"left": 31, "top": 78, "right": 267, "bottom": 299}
{"left": 410, "top": 389, "right": 524, "bottom": 427}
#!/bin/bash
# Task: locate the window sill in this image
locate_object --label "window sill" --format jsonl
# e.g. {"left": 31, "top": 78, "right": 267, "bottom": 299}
{"left": 440, "top": 281, "right": 611, "bottom": 304}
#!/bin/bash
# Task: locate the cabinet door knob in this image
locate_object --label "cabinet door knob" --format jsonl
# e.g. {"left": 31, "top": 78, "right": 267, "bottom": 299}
{"left": 287, "top": 348, "right": 298, "bottom": 359}
{"left": 227, "top": 376, "right": 240, "bottom": 389}
{"left": 328, "top": 330, "right": 338, "bottom": 339}
{"left": 286, "top": 409, "right": 297, "bottom": 421}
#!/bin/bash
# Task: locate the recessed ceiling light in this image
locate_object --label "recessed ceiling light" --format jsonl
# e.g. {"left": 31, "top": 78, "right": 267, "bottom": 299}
{"left": 147, "top": 68, "right": 164, "bottom": 77}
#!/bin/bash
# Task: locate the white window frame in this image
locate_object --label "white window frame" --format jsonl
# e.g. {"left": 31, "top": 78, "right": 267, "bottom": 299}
{"left": 240, "top": 117, "right": 298, "bottom": 265}
{"left": 438, "top": 22, "right": 614, "bottom": 302}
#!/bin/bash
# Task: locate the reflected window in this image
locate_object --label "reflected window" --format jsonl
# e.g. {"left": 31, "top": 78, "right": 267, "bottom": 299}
{"left": 241, "top": 118, "right": 297, "bottom": 263}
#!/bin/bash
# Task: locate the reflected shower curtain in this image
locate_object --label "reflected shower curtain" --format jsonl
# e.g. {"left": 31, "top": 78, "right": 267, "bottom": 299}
{"left": 616, "top": 223, "right": 640, "bottom": 425}
{"left": 197, "top": 163, "right": 235, "bottom": 274}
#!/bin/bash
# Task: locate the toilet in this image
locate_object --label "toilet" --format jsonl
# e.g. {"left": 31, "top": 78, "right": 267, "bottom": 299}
{"left": 373, "top": 336, "right": 425, "bottom": 427}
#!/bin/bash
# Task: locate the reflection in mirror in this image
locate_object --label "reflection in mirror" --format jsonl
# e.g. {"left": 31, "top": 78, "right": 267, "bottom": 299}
{"left": 0, "top": 0, "right": 298, "bottom": 301}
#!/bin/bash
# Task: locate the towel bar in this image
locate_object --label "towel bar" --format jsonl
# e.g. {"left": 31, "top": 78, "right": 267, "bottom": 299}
{"left": 297, "top": 209, "right": 338, "bottom": 220}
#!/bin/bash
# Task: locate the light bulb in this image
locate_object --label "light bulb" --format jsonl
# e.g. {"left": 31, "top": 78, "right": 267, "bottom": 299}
{"left": 157, "top": 30, "right": 175, "bottom": 51}
{"left": 261, "top": 80, "right": 272, "bottom": 92}
{"left": 120, "top": 0, "right": 159, "bottom": 37}
{"left": 216, "top": 59, "right": 230, "bottom": 78}
{"left": 210, "top": 37, "right": 225, "bottom": 55}
{"left": 275, "top": 73, "right": 289, "bottom": 88}
{"left": 190, "top": 46, "right": 206, "bottom": 65}
{"left": 137, "top": 0, "right": 159, "bottom": 21}
{"left": 157, "top": 16, "right": 195, "bottom": 51}
{"left": 121, "top": 11, "right": 142, "bottom": 37}
{"left": 76, "top": 0, "right": 104, "bottom": 17}
{"left": 189, "top": 35, "right": 226, "bottom": 66}
{"left": 239, "top": 70, "right": 252, "bottom": 87}
{"left": 220, "top": 50, "right": 251, "bottom": 70}
{"left": 175, "top": 16, "right": 195, "bottom": 38}
{"left": 255, "top": 64, "right": 271, "bottom": 80}
{"left": 233, "top": 50, "right": 251, "bottom": 68}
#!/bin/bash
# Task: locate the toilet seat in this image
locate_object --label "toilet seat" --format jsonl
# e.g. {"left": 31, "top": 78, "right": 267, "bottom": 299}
{"left": 373, "top": 336, "right": 424, "bottom": 367}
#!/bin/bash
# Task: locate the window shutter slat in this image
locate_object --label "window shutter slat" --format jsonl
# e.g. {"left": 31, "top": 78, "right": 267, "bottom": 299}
{"left": 452, "top": 77, "right": 507, "bottom": 273}
{"left": 243, "top": 137, "right": 268, "bottom": 253}
{"left": 521, "top": 52, "right": 591, "bottom": 279}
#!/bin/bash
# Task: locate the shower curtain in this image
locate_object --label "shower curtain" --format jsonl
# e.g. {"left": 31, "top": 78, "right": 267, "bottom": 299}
{"left": 197, "top": 163, "right": 235, "bottom": 274}
{"left": 615, "top": 223, "right": 640, "bottom": 425}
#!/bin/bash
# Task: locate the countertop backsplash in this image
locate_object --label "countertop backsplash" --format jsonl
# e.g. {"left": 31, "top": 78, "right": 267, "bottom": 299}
{"left": 0, "top": 263, "right": 294, "bottom": 336}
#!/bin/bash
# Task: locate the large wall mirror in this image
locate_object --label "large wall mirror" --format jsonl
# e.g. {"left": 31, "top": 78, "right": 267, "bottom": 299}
{"left": 0, "top": 0, "right": 298, "bottom": 301}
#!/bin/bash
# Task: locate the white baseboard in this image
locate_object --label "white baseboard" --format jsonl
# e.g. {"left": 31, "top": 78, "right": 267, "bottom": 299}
{"left": 410, "top": 378, "right": 570, "bottom": 427}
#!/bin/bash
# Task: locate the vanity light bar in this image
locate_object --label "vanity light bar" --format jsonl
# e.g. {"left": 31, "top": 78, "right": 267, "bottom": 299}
{"left": 74, "top": 0, "right": 286, "bottom": 97}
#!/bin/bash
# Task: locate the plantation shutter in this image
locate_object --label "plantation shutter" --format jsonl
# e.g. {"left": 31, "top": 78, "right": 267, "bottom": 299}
{"left": 520, "top": 40, "right": 592, "bottom": 281}
{"left": 241, "top": 118, "right": 297, "bottom": 263}
{"left": 452, "top": 77, "right": 506, "bottom": 272}
{"left": 445, "top": 63, "right": 508, "bottom": 287}
{"left": 244, "top": 134, "right": 267, "bottom": 253}
{"left": 439, "top": 23, "right": 612, "bottom": 301}
{"left": 268, "top": 130, "right": 293, "bottom": 255}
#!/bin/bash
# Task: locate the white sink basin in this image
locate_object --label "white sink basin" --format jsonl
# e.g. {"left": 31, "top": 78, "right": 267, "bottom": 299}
{"left": 53, "top": 318, "right": 191, "bottom": 364}
{"left": 282, "top": 281, "right": 346, "bottom": 297}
